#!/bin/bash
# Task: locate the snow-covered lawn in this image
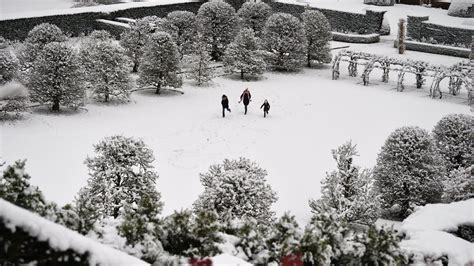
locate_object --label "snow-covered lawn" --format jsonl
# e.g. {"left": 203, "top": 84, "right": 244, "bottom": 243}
{"left": 1, "top": 54, "right": 470, "bottom": 225}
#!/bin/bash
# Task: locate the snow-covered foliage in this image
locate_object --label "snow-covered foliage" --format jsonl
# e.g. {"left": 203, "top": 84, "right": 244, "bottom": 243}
{"left": 401, "top": 199, "right": 474, "bottom": 265}
{"left": 193, "top": 158, "right": 278, "bottom": 225}
{"left": 196, "top": 0, "right": 237, "bottom": 61}
{"left": 223, "top": 28, "right": 266, "bottom": 80}
{"left": 138, "top": 32, "right": 182, "bottom": 94}
{"left": 160, "top": 209, "right": 199, "bottom": 257}
{"left": 309, "top": 141, "right": 380, "bottom": 225}
{"left": 166, "top": 11, "right": 197, "bottom": 58}
{"left": 353, "top": 226, "right": 406, "bottom": 265}
{"left": 374, "top": 127, "right": 445, "bottom": 219}
{"left": 0, "top": 199, "right": 149, "bottom": 266}
{"left": 88, "top": 29, "right": 114, "bottom": 41}
{"left": 188, "top": 39, "right": 214, "bottom": 85}
{"left": 0, "top": 48, "right": 18, "bottom": 84}
{"left": 28, "top": 42, "right": 84, "bottom": 112}
{"left": 301, "top": 9, "right": 332, "bottom": 67}
{"left": 80, "top": 34, "right": 131, "bottom": 103}
{"left": 442, "top": 165, "right": 474, "bottom": 202}
{"left": 266, "top": 212, "right": 302, "bottom": 263}
{"left": 447, "top": 0, "right": 473, "bottom": 17}
{"left": 262, "top": 13, "right": 307, "bottom": 71}
{"left": 432, "top": 113, "right": 473, "bottom": 172}
{"left": 237, "top": 2, "right": 272, "bottom": 37}
{"left": 0, "top": 81, "right": 27, "bottom": 119}
{"left": 190, "top": 210, "right": 223, "bottom": 258}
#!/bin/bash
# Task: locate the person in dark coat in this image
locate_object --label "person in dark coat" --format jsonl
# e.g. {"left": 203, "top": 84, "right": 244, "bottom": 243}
{"left": 239, "top": 88, "right": 251, "bottom": 115}
{"left": 221, "top": 95, "right": 231, "bottom": 117}
{"left": 260, "top": 99, "right": 270, "bottom": 118}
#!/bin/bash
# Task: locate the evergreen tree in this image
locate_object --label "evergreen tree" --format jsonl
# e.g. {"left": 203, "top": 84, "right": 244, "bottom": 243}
{"left": 374, "top": 126, "right": 445, "bottom": 219}
{"left": 193, "top": 158, "right": 278, "bottom": 225}
{"left": 197, "top": 0, "right": 237, "bottom": 61}
{"left": 309, "top": 141, "right": 380, "bottom": 225}
{"left": 0, "top": 49, "right": 26, "bottom": 119}
{"left": 223, "top": 28, "right": 266, "bottom": 80}
{"left": 266, "top": 212, "right": 302, "bottom": 263}
{"left": 88, "top": 30, "right": 113, "bottom": 41}
{"left": 301, "top": 9, "right": 332, "bottom": 67}
{"left": 0, "top": 48, "right": 18, "bottom": 84}
{"left": 189, "top": 39, "right": 214, "bottom": 85}
{"left": 354, "top": 226, "right": 407, "bottom": 265}
{"left": 160, "top": 209, "right": 199, "bottom": 257}
{"left": 29, "top": 42, "right": 84, "bottom": 112}
{"left": 442, "top": 165, "right": 474, "bottom": 203}
{"left": 80, "top": 38, "right": 131, "bottom": 103}
{"left": 138, "top": 32, "right": 182, "bottom": 94}
{"left": 263, "top": 13, "right": 307, "bottom": 71}
{"left": 190, "top": 210, "right": 223, "bottom": 258}
{"left": 432, "top": 114, "right": 473, "bottom": 172}
{"left": 237, "top": 2, "right": 272, "bottom": 37}
{"left": 167, "top": 11, "right": 198, "bottom": 58}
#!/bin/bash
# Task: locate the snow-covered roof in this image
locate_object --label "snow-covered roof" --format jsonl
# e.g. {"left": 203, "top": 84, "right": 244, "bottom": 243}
{"left": 0, "top": 199, "right": 149, "bottom": 266}
{"left": 211, "top": 254, "right": 253, "bottom": 266}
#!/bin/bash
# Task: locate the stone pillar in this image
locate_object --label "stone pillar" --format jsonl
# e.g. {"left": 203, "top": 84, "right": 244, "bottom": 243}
{"left": 407, "top": 15, "right": 429, "bottom": 40}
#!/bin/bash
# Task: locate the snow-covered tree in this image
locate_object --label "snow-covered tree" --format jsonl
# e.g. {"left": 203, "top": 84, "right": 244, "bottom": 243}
{"left": 353, "top": 226, "right": 406, "bottom": 265}
{"left": 223, "top": 28, "right": 266, "bottom": 80}
{"left": 0, "top": 48, "right": 18, "bottom": 84}
{"left": 77, "top": 135, "right": 163, "bottom": 224}
{"left": 138, "top": 32, "right": 182, "bottom": 94}
{"left": 193, "top": 158, "right": 278, "bottom": 225}
{"left": 301, "top": 9, "right": 332, "bottom": 67}
{"left": 167, "top": 11, "right": 197, "bottom": 58}
{"left": 432, "top": 114, "right": 473, "bottom": 171}
{"left": 309, "top": 141, "right": 380, "bottom": 225}
{"left": 263, "top": 13, "right": 307, "bottom": 71}
{"left": 190, "top": 210, "right": 222, "bottom": 258}
{"left": 160, "top": 209, "right": 199, "bottom": 257}
{"left": 88, "top": 29, "right": 113, "bottom": 41}
{"left": 188, "top": 39, "right": 214, "bottom": 85}
{"left": 29, "top": 42, "right": 84, "bottom": 112}
{"left": 266, "top": 212, "right": 302, "bottom": 263}
{"left": 197, "top": 0, "right": 238, "bottom": 61}
{"left": 22, "top": 23, "right": 66, "bottom": 69}
{"left": 442, "top": 165, "right": 474, "bottom": 203}
{"left": 0, "top": 50, "right": 26, "bottom": 119}
{"left": 237, "top": 2, "right": 272, "bottom": 37}
{"left": 374, "top": 126, "right": 445, "bottom": 219}
{"left": 80, "top": 39, "right": 131, "bottom": 103}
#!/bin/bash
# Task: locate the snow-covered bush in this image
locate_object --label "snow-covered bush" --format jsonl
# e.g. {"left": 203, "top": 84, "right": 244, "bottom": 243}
{"left": 442, "top": 165, "right": 474, "bottom": 203}
{"left": 432, "top": 114, "right": 473, "bottom": 171}
{"left": 80, "top": 38, "right": 131, "bottom": 103}
{"left": 0, "top": 48, "right": 18, "bottom": 84}
{"left": 374, "top": 126, "right": 445, "bottom": 219}
{"left": 301, "top": 9, "right": 332, "bottom": 67}
{"left": 160, "top": 209, "right": 199, "bottom": 257}
{"left": 197, "top": 0, "right": 237, "bottom": 61}
{"left": 190, "top": 210, "right": 223, "bottom": 258}
{"left": 266, "top": 212, "right": 302, "bottom": 263}
{"left": 193, "top": 158, "right": 278, "bottom": 225}
{"left": 237, "top": 2, "right": 272, "bottom": 37}
{"left": 309, "top": 141, "right": 380, "bottom": 225}
{"left": 22, "top": 23, "right": 66, "bottom": 68}
{"left": 448, "top": 0, "right": 473, "bottom": 17}
{"left": 188, "top": 38, "right": 214, "bottom": 85}
{"left": 29, "top": 42, "right": 84, "bottom": 112}
{"left": 138, "top": 32, "right": 182, "bottom": 94}
{"left": 263, "top": 13, "right": 307, "bottom": 71}
{"left": 223, "top": 28, "right": 266, "bottom": 80}
{"left": 353, "top": 226, "right": 406, "bottom": 265}
{"left": 88, "top": 29, "right": 113, "bottom": 41}
{"left": 167, "top": 11, "right": 197, "bottom": 58}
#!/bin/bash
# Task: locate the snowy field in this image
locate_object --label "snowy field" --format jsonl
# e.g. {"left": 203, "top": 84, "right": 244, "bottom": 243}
{"left": 1, "top": 50, "right": 470, "bottom": 225}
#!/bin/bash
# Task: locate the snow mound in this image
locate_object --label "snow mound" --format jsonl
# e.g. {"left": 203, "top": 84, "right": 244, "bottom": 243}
{"left": 211, "top": 254, "right": 252, "bottom": 266}
{"left": 0, "top": 81, "right": 28, "bottom": 100}
{"left": 0, "top": 199, "right": 149, "bottom": 266}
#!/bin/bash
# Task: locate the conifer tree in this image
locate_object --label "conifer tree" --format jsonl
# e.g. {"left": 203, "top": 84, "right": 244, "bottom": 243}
{"left": 442, "top": 165, "right": 474, "bottom": 203}
{"left": 263, "top": 13, "right": 307, "bottom": 71}
{"left": 189, "top": 39, "right": 214, "bottom": 85}
{"left": 354, "top": 226, "right": 407, "bottom": 265}
{"left": 138, "top": 32, "right": 182, "bottom": 94}
{"left": 167, "top": 11, "right": 198, "bottom": 58}
{"left": 160, "top": 209, "right": 199, "bottom": 257}
{"left": 266, "top": 212, "right": 302, "bottom": 263}
{"left": 374, "top": 127, "right": 445, "bottom": 219}
{"left": 301, "top": 9, "right": 332, "bottom": 67}
{"left": 237, "top": 2, "right": 272, "bottom": 37}
{"left": 197, "top": 0, "right": 237, "bottom": 61}
{"left": 190, "top": 210, "right": 222, "bottom": 258}
{"left": 223, "top": 28, "right": 266, "bottom": 80}
{"left": 29, "top": 42, "right": 84, "bottom": 112}
{"left": 193, "top": 158, "right": 278, "bottom": 225}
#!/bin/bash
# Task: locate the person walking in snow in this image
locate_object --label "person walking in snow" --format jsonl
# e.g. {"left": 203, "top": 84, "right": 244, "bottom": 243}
{"left": 221, "top": 94, "right": 231, "bottom": 117}
{"left": 260, "top": 99, "right": 270, "bottom": 118}
{"left": 239, "top": 88, "right": 251, "bottom": 115}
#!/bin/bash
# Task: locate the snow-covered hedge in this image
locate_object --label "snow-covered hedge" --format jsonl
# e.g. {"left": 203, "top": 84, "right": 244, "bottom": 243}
{"left": 400, "top": 40, "right": 471, "bottom": 58}
{"left": 447, "top": 0, "right": 474, "bottom": 18}
{"left": 331, "top": 32, "right": 380, "bottom": 43}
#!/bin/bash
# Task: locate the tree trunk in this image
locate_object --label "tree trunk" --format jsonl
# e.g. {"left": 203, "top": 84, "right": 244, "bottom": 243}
{"left": 132, "top": 61, "right": 139, "bottom": 73}
{"left": 52, "top": 98, "right": 60, "bottom": 112}
{"left": 155, "top": 84, "right": 161, "bottom": 94}
{"left": 105, "top": 93, "right": 109, "bottom": 102}
{"left": 307, "top": 53, "right": 311, "bottom": 68}
{"left": 241, "top": 70, "right": 244, "bottom": 80}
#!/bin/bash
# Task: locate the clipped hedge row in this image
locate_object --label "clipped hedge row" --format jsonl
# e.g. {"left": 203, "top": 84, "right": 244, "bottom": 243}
{"left": 393, "top": 40, "right": 470, "bottom": 58}
{"left": 332, "top": 32, "right": 380, "bottom": 43}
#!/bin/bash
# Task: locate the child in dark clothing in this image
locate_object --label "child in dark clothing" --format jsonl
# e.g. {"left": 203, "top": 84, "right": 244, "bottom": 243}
{"left": 260, "top": 99, "right": 270, "bottom": 118}
{"left": 221, "top": 95, "right": 231, "bottom": 117}
{"left": 239, "top": 88, "right": 251, "bottom": 115}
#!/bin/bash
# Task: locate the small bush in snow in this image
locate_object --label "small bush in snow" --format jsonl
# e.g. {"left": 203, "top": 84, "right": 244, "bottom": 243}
{"left": 80, "top": 38, "right": 132, "bottom": 103}
{"left": 223, "top": 28, "right": 266, "bottom": 80}
{"left": 263, "top": 13, "right": 307, "bottom": 71}
{"left": 237, "top": 2, "right": 272, "bottom": 37}
{"left": 190, "top": 210, "right": 223, "bottom": 258}
{"left": 266, "top": 212, "right": 302, "bottom": 263}
{"left": 301, "top": 9, "right": 332, "bottom": 67}
{"left": 138, "top": 32, "right": 182, "bottom": 94}
{"left": 160, "top": 209, "right": 199, "bottom": 257}
{"left": 374, "top": 126, "right": 445, "bottom": 219}
{"left": 309, "top": 141, "right": 381, "bottom": 225}
{"left": 29, "top": 42, "right": 84, "bottom": 112}
{"left": 442, "top": 165, "right": 474, "bottom": 203}
{"left": 167, "top": 11, "right": 198, "bottom": 59}
{"left": 432, "top": 113, "right": 473, "bottom": 171}
{"left": 193, "top": 157, "right": 278, "bottom": 225}
{"left": 197, "top": 0, "right": 237, "bottom": 61}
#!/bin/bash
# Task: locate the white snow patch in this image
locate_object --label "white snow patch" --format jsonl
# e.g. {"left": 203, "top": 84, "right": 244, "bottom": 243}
{"left": 0, "top": 199, "right": 149, "bottom": 266}
{"left": 211, "top": 254, "right": 253, "bottom": 266}
{"left": 0, "top": 81, "right": 28, "bottom": 100}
